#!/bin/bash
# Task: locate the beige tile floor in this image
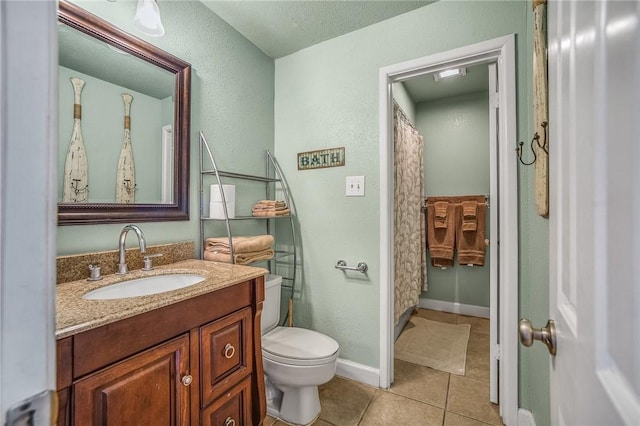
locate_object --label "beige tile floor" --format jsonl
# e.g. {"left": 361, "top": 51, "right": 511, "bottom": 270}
{"left": 264, "top": 309, "right": 503, "bottom": 426}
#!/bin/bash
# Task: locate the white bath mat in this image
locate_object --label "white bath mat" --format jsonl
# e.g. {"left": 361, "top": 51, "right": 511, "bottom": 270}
{"left": 395, "top": 316, "right": 470, "bottom": 375}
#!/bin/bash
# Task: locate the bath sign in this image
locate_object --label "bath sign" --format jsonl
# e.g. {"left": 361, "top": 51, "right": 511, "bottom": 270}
{"left": 297, "top": 147, "right": 345, "bottom": 170}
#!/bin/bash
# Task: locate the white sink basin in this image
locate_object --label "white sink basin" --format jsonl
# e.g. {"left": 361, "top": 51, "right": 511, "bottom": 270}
{"left": 83, "top": 273, "right": 206, "bottom": 300}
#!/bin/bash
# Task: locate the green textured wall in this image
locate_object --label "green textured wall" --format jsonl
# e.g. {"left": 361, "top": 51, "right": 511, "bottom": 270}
{"left": 519, "top": 3, "right": 551, "bottom": 425}
{"left": 274, "top": 0, "right": 549, "bottom": 423}
{"left": 57, "top": 0, "right": 274, "bottom": 255}
{"left": 392, "top": 82, "right": 416, "bottom": 123}
{"left": 418, "top": 91, "right": 491, "bottom": 308}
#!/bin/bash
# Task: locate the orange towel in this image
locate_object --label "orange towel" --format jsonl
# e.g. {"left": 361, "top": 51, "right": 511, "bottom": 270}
{"left": 252, "top": 208, "right": 290, "bottom": 217}
{"left": 426, "top": 198, "right": 457, "bottom": 268}
{"left": 461, "top": 200, "right": 478, "bottom": 232}
{"left": 433, "top": 201, "right": 449, "bottom": 229}
{"left": 204, "top": 249, "right": 274, "bottom": 265}
{"left": 456, "top": 196, "right": 487, "bottom": 266}
{"left": 205, "top": 235, "right": 274, "bottom": 254}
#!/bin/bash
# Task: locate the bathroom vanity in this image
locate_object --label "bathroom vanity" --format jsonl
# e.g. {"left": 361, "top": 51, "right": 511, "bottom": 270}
{"left": 55, "top": 259, "right": 267, "bottom": 426}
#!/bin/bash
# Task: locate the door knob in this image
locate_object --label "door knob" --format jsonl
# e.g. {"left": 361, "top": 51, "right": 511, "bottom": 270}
{"left": 181, "top": 374, "right": 193, "bottom": 386}
{"left": 519, "top": 318, "right": 557, "bottom": 356}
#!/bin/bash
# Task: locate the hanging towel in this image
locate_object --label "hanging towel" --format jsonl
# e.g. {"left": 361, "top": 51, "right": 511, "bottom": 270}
{"left": 461, "top": 200, "right": 478, "bottom": 232}
{"left": 433, "top": 201, "right": 449, "bottom": 229}
{"left": 456, "top": 196, "right": 487, "bottom": 266}
{"left": 426, "top": 197, "right": 457, "bottom": 268}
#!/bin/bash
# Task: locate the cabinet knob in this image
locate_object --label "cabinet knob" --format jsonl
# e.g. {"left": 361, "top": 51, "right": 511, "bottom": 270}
{"left": 181, "top": 374, "right": 193, "bottom": 386}
{"left": 224, "top": 417, "right": 236, "bottom": 426}
{"left": 224, "top": 343, "right": 236, "bottom": 359}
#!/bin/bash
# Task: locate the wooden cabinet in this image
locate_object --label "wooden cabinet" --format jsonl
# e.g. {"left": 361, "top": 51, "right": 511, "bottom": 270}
{"left": 201, "top": 377, "right": 252, "bottom": 426}
{"left": 200, "top": 307, "right": 252, "bottom": 407}
{"left": 56, "top": 277, "right": 266, "bottom": 426}
{"left": 74, "top": 335, "right": 190, "bottom": 426}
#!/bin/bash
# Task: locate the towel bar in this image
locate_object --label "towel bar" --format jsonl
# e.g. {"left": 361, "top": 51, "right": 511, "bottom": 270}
{"left": 335, "top": 260, "right": 368, "bottom": 273}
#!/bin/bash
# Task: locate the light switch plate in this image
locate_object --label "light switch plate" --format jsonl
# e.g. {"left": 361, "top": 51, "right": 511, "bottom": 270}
{"left": 346, "top": 176, "right": 365, "bottom": 196}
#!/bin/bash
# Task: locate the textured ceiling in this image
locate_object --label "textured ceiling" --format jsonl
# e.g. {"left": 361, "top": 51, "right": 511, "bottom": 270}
{"left": 200, "top": 0, "right": 434, "bottom": 59}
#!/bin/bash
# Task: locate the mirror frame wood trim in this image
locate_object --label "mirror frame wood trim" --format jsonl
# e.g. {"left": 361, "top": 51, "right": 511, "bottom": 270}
{"left": 57, "top": 0, "right": 191, "bottom": 225}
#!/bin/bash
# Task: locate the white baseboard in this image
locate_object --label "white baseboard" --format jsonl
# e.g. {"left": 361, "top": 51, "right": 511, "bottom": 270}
{"left": 517, "top": 409, "right": 536, "bottom": 426}
{"left": 335, "top": 358, "right": 380, "bottom": 388}
{"left": 418, "top": 298, "right": 490, "bottom": 318}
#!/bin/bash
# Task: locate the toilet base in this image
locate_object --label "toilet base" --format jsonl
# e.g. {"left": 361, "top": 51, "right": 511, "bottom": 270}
{"left": 265, "top": 376, "right": 322, "bottom": 426}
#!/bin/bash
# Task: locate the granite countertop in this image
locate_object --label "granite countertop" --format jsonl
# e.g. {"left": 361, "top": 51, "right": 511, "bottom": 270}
{"left": 56, "top": 259, "right": 268, "bottom": 339}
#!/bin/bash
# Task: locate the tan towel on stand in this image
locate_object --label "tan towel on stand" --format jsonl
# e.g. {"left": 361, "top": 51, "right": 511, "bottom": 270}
{"left": 252, "top": 209, "right": 290, "bottom": 217}
{"left": 456, "top": 196, "right": 487, "bottom": 266}
{"left": 204, "top": 249, "right": 274, "bottom": 265}
{"left": 205, "top": 235, "right": 274, "bottom": 253}
{"left": 426, "top": 198, "right": 457, "bottom": 268}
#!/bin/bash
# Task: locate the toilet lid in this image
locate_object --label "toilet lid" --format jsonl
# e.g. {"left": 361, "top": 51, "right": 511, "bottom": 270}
{"left": 263, "top": 327, "right": 339, "bottom": 362}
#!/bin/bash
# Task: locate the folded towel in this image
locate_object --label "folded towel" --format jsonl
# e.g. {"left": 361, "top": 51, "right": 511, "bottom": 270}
{"left": 461, "top": 201, "right": 478, "bottom": 232}
{"left": 461, "top": 201, "right": 477, "bottom": 219}
{"left": 205, "top": 235, "right": 274, "bottom": 254}
{"left": 456, "top": 196, "right": 487, "bottom": 266}
{"left": 204, "top": 248, "right": 274, "bottom": 265}
{"left": 434, "top": 201, "right": 449, "bottom": 218}
{"left": 252, "top": 208, "right": 291, "bottom": 217}
{"left": 426, "top": 198, "right": 457, "bottom": 268}
{"left": 433, "top": 201, "right": 449, "bottom": 229}
{"left": 252, "top": 205, "right": 288, "bottom": 212}
{"left": 254, "top": 200, "right": 287, "bottom": 208}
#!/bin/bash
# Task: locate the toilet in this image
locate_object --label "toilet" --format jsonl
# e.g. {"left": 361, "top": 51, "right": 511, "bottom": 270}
{"left": 261, "top": 274, "right": 340, "bottom": 425}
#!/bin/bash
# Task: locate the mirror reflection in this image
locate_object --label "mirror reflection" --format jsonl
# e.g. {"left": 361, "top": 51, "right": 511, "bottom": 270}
{"left": 58, "top": 22, "right": 176, "bottom": 204}
{"left": 57, "top": 0, "right": 190, "bottom": 225}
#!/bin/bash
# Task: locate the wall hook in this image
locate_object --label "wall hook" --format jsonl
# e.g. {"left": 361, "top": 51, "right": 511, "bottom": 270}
{"left": 123, "top": 179, "right": 137, "bottom": 195}
{"left": 516, "top": 121, "right": 548, "bottom": 166}
{"left": 70, "top": 179, "right": 89, "bottom": 196}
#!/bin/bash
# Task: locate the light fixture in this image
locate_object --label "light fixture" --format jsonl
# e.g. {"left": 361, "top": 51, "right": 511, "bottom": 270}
{"left": 433, "top": 67, "right": 467, "bottom": 81}
{"left": 134, "top": 0, "right": 165, "bottom": 37}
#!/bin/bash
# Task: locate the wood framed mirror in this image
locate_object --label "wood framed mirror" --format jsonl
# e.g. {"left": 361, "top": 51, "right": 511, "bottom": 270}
{"left": 57, "top": 0, "right": 190, "bottom": 225}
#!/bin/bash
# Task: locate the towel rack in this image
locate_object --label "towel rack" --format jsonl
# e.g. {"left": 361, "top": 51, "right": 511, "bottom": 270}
{"left": 335, "top": 260, "right": 368, "bottom": 273}
{"left": 423, "top": 195, "right": 490, "bottom": 209}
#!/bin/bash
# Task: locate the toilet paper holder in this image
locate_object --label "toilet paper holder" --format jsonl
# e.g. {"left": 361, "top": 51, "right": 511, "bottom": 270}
{"left": 335, "top": 259, "right": 368, "bottom": 274}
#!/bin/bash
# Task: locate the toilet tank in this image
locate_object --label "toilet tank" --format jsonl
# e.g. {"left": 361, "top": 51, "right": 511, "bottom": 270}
{"left": 261, "top": 274, "right": 282, "bottom": 334}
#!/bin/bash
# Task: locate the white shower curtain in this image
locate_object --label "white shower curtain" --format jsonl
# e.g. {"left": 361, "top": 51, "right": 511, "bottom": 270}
{"left": 393, "top": 102, "right": 427, "bottom": 325}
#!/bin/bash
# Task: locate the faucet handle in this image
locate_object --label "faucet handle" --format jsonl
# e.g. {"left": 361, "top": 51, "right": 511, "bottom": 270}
{"left": 87, "top": 264, "right": 103, "bottom": 281}
{"left": 142, "top": 253, "right": 163, "bottom": 271}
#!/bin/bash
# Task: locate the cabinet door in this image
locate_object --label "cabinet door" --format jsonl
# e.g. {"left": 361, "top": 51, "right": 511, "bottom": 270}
{"left": 201, "top": 377, "right": 252, "bottom": 426}
{"left": 74, "top": 334, "right": 190, "bottom": 426}
{"left": 200, "top": 308, "right": 253, "bottom": 407}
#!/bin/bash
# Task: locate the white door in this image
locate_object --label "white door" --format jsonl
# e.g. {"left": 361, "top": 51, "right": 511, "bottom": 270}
{"left": 0, "top": 0, "right": 57, "bottom": 422}
{"left": 548, "top": 1, "right": 640, "bottom": 424}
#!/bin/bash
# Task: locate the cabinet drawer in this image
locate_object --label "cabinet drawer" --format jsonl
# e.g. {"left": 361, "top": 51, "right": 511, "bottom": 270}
{"left": 201, "top": 376, "right": 252, "bottom": 426}
{"left": 200, "top": 307, "right": 253, "bottom": 407}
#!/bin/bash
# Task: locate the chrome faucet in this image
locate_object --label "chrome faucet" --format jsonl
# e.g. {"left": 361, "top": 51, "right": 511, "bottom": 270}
{"left": 117, "top": 224, "right": 147, "bottom": 274}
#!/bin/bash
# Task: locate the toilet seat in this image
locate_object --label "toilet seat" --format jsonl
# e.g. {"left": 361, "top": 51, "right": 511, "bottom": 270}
{"left": 263, "top": 326, "right": 339, "bottom": 366}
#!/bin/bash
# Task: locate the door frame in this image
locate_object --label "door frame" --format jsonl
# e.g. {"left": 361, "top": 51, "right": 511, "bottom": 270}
{"left": 378, "top": 34, "right": 519, "bottom": 425}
